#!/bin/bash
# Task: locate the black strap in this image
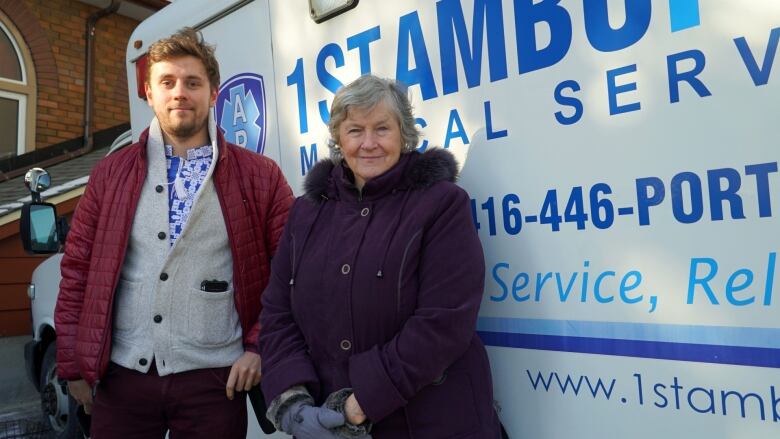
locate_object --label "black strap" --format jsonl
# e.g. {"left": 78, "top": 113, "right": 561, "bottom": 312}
{"left": 500, "top": 421, "right": 511, "bottom": 439}
{"left": 248, "top": 385, "right": 277, "bottom": 434}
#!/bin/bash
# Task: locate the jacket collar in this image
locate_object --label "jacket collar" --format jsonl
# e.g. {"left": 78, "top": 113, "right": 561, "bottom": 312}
{"left": 302, "top": 147, "right": 459, "bottom": 203}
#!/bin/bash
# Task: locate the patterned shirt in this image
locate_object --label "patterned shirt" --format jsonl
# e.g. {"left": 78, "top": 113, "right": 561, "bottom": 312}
{"left": 165, "top": 144, "right": 213, "bottom": 246}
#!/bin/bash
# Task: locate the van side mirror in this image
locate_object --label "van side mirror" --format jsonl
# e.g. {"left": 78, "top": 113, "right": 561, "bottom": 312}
{"left": 20, "top": 168, "right": 63, "bottom": 254}
{"left": 21, "top": 202, "right": 60, "bottom": 254}
{"left": 24, "top": 167, "right": 51, "bottom": 203}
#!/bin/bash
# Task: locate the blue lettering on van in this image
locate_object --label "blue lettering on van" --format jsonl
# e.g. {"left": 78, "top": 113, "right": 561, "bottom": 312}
{"left": 489, "top": 260, "right": 657, "bottom": 313}
{"left": 515, "top": 0, "right": 572, "bottom": 74}
{"left": 667, "top": 49, "right": 712, "bottom": 103}
{"left": 687, "top": 253, "right": 776, "bottom": 307}
{"left": 437, "top": 0, "right": 508, "bottom": 95}
{"left": 285, "top": 1, "right": 779, "bottom": 134}
{"left": 607, "top": 64, "right": 641, "bottom": 115}
{"left": 300, "top": 143, "right": 318, "bottom": 176}
{"left": 734, "top": 27, "right": 780, "bottom": 87}
{"left": 397, "top": 11, "right": 438, "bottom": 100}
{"left": 316, "top": 43, "right": 345, "bottom": 124}
{"left": 468, "top": 161, "right": 777, "bottom": 234}
{"left": 347, "top": 26, "right": 381, "bottom": 75}
{"left": 217, "top": 73, "right": 266, "bottom": 154}
{"left": 444, "top": 108, "right": 469, "bottom": 148}
{"left": 553, "top": 80, "right": 583, "bottom": 125}
{"left": 583, "top": 0, "right": 651, "bottom": 52}
{"left": 287, "top": 58, "right": 308, "bottom": 134}
{"left": 415, "top": 117, "right": 429, "bottom": 152}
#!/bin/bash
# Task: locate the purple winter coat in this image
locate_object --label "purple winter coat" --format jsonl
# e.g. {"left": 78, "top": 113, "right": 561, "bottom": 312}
{"left": 259, "top": 149, "right": 501, "bottom": 438}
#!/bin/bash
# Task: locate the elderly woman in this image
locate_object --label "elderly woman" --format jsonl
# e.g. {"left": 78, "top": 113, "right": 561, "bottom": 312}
{"left": 259, "top": 75, "right": 501, "bottom": 438}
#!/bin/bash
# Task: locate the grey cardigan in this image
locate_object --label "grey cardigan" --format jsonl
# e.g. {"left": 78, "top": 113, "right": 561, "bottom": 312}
{"left": 110, "top": 116, "right": 243, "bottom": 375}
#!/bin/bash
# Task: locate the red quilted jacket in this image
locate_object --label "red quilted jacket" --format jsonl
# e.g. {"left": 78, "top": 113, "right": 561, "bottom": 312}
{"left": 55, "top": 128, "right": 293, "bottom": 385}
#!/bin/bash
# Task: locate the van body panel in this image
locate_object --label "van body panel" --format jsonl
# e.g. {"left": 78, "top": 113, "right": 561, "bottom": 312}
{"left": 122, "top": 1, "right": 780, "bottom": 437}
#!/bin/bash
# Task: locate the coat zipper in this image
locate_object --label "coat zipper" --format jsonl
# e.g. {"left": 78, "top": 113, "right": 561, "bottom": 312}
{"left": 397, "top": 229, "right": 422, "bottom": 327}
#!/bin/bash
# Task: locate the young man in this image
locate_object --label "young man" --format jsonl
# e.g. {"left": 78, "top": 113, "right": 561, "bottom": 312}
{"left": 54, "top": 28, "right": 293, "bottom": 438}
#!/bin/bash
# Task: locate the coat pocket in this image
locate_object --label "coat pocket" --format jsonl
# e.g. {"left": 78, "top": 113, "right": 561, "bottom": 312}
{"left": 185, "top": 287, "right": 240, "bottom": 346}
{"left": 405, "top": 368, "right": 480, "bottom": 438}
{"left": 113, "top": 279, "right": 141, "bottom": 332}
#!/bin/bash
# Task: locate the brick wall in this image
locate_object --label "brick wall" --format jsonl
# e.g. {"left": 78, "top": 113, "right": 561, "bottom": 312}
{"left": 0, "top": 0, "right": 138, "bottom": 149}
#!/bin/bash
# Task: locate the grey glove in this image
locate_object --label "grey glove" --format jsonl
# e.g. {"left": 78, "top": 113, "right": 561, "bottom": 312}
{"left": 280, "top": 401, "right": 346, "bottom": 439}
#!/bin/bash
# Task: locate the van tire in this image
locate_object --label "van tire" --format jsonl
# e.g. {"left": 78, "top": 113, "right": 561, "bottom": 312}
{"left": 39, "top": 342, "right": 84, "bottom": 438}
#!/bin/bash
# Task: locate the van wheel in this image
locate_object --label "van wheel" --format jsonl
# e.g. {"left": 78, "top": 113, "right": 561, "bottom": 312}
{"left": 40, "top": 342, "right": 83, "bottom": 438}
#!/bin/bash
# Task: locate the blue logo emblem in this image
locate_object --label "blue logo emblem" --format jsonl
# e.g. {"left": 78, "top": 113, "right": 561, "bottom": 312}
{"left": 216, "top": 73, "right": 266, "bottom": 154}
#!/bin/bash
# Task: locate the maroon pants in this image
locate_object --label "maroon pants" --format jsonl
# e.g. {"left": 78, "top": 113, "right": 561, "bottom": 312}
{"left": 91, "top": 362, "right": 247, "bottom": 439}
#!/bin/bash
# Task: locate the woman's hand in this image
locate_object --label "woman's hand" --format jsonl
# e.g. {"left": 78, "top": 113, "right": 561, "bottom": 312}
{"left": 345, "top": 393, "right": 367, "bottom": 425}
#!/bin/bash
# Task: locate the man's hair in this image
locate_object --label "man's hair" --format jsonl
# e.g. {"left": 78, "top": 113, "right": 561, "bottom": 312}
{"left": 327, "top": 74, "right": 420, "bottom": 164}
{"left": 146, "top": 27, "right": 220, "bottom": 90}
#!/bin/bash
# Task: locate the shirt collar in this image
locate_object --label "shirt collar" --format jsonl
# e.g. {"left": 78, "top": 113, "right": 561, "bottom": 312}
{"left": 164, "top": 144, "right": 213, "bottom": 160}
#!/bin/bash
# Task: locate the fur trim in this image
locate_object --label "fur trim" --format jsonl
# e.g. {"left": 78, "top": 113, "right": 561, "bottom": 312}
{"left": 323, "top": 388, "right": 373, "bottom": 438}
{"left": 302, "top": 148, "right": 458, "bottom": 201}
{"left": 406, "top": 148, "right": 458, "bottom": 190}
{"left": 266, "top": 385, "right": 314, "bottom": 432}
{"left": 302, "top": 159, "right": 336, "bottom": 202}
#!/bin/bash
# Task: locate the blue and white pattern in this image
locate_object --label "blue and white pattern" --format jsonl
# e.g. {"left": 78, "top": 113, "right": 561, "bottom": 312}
{"left": 165, "top": 144, "right": 213, "bottom": 246}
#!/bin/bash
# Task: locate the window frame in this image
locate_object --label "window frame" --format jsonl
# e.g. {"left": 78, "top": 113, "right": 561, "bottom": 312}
{"left": 0, "top": 13, "right": 36, "bottom": 156}
{"left": 0, "top": 19, "right": 26, "bottom": 85}
{"left": 0, "top": 89, "right": 27, "bottom": 157}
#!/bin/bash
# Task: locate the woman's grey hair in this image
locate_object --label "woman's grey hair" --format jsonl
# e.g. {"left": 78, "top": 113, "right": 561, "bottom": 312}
{"left": 327, "top": 75, "right": 421, "bottom": 163}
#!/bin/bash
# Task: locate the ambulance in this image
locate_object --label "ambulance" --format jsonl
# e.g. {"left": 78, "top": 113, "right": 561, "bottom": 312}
{"left": 21, "top": 0, "right": 780, "bottom": 437}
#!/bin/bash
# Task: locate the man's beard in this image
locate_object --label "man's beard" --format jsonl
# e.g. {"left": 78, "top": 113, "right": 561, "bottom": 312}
{"left": 164, "top": 114, "right": 207, "bottom": 140}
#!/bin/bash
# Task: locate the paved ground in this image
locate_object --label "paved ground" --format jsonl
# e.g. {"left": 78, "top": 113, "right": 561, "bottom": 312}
{"left": 0, "top": 336, "right": 52, "bottom": 438}
{"left": 0, "top": 407, "right": 51, "bottom": 439}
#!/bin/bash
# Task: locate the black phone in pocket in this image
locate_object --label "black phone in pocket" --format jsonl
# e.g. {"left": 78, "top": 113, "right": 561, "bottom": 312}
{"left": 200, "top": 279, "right": 228, "bottom": 292}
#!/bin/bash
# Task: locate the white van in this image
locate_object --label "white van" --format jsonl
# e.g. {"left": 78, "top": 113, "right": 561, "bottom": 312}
{"left": 22, "top": 0, "right": 780, "bottom": 437}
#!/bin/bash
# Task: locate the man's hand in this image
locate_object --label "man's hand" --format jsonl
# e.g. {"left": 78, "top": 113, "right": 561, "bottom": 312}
{"left": 67, "top": 380, "right": 93, "bottom": 414}
{"left": 226, "top": 351, "right": 261, "bottom": 400}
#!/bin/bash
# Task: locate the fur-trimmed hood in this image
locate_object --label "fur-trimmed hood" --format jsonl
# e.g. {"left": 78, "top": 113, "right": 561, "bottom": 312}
{"left": 302, "top": 148, "right": 458, "bottom": 202}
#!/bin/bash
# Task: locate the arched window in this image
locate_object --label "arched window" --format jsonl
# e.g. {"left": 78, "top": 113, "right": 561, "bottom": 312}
{"left": 0, "top": 15, "right": 35, "bottom": 159}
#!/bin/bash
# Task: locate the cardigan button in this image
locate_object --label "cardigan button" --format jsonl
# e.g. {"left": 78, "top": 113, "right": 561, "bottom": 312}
{"left": 139, "top": 358, "right": 148, "bottom": 366}
{"left": 155, "top": 185, "right": 164, "bottom": 193}
{"left": 340, "top": 339, "right": 352, "bottom": 351}
{"left": 159, "top": 272, "right": 168, "bottom": 281}
{"left": 341, "top": 264, "right": 350, "bottom": 275}
{"left": 157, "top": 232, "right": 166, "bottom": 240}
{"left": 153, "top": 315, "right": 162, "bottom": 323}
{"left": 360, "top": 207, "right": 369, "bottom": 217}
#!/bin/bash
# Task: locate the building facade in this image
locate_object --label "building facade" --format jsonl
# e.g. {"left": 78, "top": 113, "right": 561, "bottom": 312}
{"left": 0, "top": 0, "right": 164, "bottom": 335}
{"left": 0, "top": 0, "right": 143, "bottom": 158}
